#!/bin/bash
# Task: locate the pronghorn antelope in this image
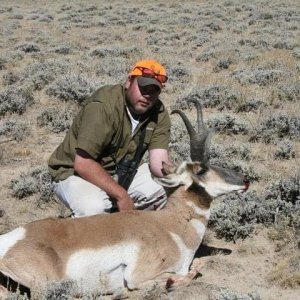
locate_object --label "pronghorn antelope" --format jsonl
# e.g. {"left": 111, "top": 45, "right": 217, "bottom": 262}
{"left": 0, "top": 101, "right": 249, "bottom": 298}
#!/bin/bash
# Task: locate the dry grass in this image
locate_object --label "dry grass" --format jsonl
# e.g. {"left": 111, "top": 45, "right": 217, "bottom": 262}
{"left": 0, "top": 0, "right": 299, "bottom": 298}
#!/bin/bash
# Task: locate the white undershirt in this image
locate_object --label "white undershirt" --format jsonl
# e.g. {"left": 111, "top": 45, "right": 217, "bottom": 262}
{"left": 126, "top": 107, "right": 140, "bottom": 135}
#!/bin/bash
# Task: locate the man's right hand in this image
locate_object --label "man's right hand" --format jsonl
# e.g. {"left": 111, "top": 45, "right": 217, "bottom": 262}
{"left": 117, "top": 194, "right": 135, "bottom": 211}
{"left": 74, "top": 150, "right": 136, "bottom": 212}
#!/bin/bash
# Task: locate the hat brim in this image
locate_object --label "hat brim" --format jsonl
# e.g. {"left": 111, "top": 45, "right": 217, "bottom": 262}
{"left": 136, "top": 76, "right": 161, "bottom": 91}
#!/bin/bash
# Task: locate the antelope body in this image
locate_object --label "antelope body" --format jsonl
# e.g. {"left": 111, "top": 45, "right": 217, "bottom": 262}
{"left": 0, "top": 102, "right": 249, "bottom": 297}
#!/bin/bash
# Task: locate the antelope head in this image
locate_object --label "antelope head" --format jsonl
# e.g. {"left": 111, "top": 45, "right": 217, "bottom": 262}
{"left": 156, "top": 100, "right": 249, "bottom": 198}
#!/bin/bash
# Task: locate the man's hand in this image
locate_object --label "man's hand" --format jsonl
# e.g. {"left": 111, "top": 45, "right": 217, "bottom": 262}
{"left": 117, "top": 194, "right": 135, "bottom": 211}
{"left": 149, "top": 149, "right": 174, "bottom": 177}
{"left": 74, "top": 149, "right": 136, "bottom": 212}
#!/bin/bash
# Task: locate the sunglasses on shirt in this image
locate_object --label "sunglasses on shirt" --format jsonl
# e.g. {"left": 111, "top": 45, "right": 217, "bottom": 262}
{"left": 134, "top": 66, "right": 168, "bottom": 84}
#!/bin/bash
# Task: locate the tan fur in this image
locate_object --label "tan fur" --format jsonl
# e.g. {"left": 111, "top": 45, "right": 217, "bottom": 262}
{"left": 0, "top": 184, "right": 209, "bottom": 290}
{"left": 0, "top": 161, "right": 247, "bottom": 295}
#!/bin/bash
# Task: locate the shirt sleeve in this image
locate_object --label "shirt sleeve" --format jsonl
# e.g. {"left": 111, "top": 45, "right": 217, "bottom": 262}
{"left": 148, "top": 109, "right": 171, "bottom": 151}
{"left": 76, "top": 102, "right": 114, "bottom": 159}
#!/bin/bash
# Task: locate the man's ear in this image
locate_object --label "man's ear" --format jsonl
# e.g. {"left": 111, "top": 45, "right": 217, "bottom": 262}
{"left": 124, "top": 77, "right": 132, "bottom": 89}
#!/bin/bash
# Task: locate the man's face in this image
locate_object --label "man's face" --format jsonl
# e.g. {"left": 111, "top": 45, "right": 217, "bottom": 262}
{"left": 125, "top": 77, "right": 161, "bottom": 116}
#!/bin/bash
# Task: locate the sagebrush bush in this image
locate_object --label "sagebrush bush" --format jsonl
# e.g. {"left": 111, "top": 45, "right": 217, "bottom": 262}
{"left": 209, "top": 174, "right": 300, "bottom": 241}
{"left": 10, "top": 166, "right": 53, "bottom": 202}
{"left": 0, "top": 118, "right": 30, "bottom": 141}
{"left": 209, "top": 191, "right": 260, "bottom": 241}
{"left": 168, "top": 64, "right": 191, "bottom": 83}
{"left": 15, "top": 43, "right": 40, "bottom": 53}
{"left": 49, "top": 43, "right": 76, "bottom": 54}
{"left": 210, "top": 287, "right": 261, "bottom": 300}
{"left": 0, "top": 56, "right": 7, "bottom": 70}
{"left": 208, "top": 114, "right": 250, "bottom": 135}
{"left": 264, "top": 174, "right": 300, "bottom": 205}
{"left": 213, "top": 58, "right": 233, "bottom": 72}
{"left": 89, "top": 45, "right": 141, "bottom": 58}
{"left": 235, "top": 98, "right": 264, "bottom": 113}
{"left": 0, "top": 87, "right": 34, "bottom": 116}
{"left": 22, "top": 60, "right": 69, "bottom": 90}
{"left": 195, "top": 48, "right": 216, "bottom": 62}
{"left": 37, "top": 107, "right": 75, "bottom": 133}
{"left": 250, "top": 113, "right": 300, "bottom": 143}
{"left": 232, "top": 68, "right": 288, "bottom": 86}
{"left": 274, "top": 140, "right": 295, "bottom": 160}
{"left": 2, "top": 71, "right": 20, "bottom": 86}
{"left": 263, "top": 175, "right": 300, "bottom": 229}
{"left": 42, "top": 280, "right": 75, "bottom": 300}
{"left": 95, "top": 57, "right": 128, "bottom": 82}
{"left": 172, "top": 85, "right": 241, "bottom": 111}
{"left": 46, "top": 74, "right": 98, "bottom": 104}
{"left": 169, "top": 122, "right": 191, "bottom": 163}
{"left": 276, "top": 81, "right": 300, "bottom": 102}
{"left": 4, "top": 292, "right": 29, "bottom": 300}
{"left": 210, "top": 144, "right": 251, "bottom": 161}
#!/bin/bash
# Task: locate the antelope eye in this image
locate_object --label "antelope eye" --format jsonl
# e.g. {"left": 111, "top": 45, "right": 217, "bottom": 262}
{"left": 196, "top": 168, "right": 207, "bottom": 176}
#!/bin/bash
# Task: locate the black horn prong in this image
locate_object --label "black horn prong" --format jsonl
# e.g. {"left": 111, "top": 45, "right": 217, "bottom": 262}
{"left": 172, "top": 101, "right": 213, "bottom": 163}
{"left": 187, "top": 99, "right": 206, "bottom": 133}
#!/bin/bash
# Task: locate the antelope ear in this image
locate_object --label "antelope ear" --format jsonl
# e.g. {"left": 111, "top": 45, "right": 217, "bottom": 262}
{"left": 153, "top": 172, "right": 194, "bottom": 190}
{"left": 161, "top": 162, "right": 177, "bottom": 175}
{"left": 186, "top": 162, "right": 202, "bottom": 175}
{"left": 153, "top": 174, "right": 182, "bottom": 187}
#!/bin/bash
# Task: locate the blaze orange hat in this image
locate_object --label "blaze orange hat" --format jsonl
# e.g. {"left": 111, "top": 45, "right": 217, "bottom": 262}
{"left": 129, "top": 59, "right": 168, "bottom": 90}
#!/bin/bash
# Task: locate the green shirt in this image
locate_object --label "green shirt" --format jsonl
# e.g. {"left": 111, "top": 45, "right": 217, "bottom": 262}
{"left": 48, "top": 84, "right": 171, "bottom": 182}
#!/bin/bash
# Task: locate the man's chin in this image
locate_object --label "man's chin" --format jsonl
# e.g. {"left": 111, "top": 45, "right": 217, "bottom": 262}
{"left": 132, "top": 106, "right": 151, "bottom": 115}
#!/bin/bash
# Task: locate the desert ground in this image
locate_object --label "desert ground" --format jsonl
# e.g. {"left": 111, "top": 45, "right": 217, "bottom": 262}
{"left": 0, "top": 0, "right": 299, "bottom": 299}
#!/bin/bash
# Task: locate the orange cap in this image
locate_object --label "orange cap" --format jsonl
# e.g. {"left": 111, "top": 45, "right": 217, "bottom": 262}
{"left": 129, "top": 59, "right": 167, "bottom": 77}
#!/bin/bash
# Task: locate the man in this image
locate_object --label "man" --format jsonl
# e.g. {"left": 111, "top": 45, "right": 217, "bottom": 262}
{"left": 48, "top": 59, "right": 173, "bottom": 217}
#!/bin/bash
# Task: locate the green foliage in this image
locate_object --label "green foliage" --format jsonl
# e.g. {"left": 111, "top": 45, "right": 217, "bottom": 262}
{"left": 37, "top": 107, "right": 74, "bottom": 133}
{"left": 232, "top": 68, "right": 288, "bottom": 86}
{"left": 210, "top": 288, "right": 261, "bottom": 300}
{"left": 235, "top": 99, "right": 264, "bottom": 113}
{"left": 15, "top": 43, "right": 40, "bottom": 53}
{"left": 46, "top": 74, "right": 97, "bottom": 104}
{"left": 169, "top": 122, "right": 191, "bottom": 163}
{"left": 89, "top": 45, "right": 141, "bottom": 58}
{"left": 250, "top": 113, "right": 300, "bottom": 143}
{"left": 10, "top": 166, "right": 53, "bottom": 202}
{"left": 209, "top": 174, "right": 300, "bottom": 241}
{"left": 2, "top": 71, "right": 20, "bottom": 86}
{"left": 0, "top": 118, "right": 30, "bottom": 141}
{"left": 22, "top": 60, "right": 69, "bottom": 90}
{"left": 0, "top": 87, "right": 34, "bottom": 116}
{"left": 276, "top": 81, "right": 300, "bottom": 102}
{"left": 173, "top": 85, "right": 241, "bottom": 111}
{"left": 208, "top": 114, "right": 250, "bottom": 135}
{"left": 42, "top": 280, "right": 75, "bottom": 300}
{"left": 274, "top": 140, "right": 295, "bottom": 160}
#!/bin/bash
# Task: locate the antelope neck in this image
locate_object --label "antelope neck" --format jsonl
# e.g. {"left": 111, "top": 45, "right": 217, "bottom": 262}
{"left": 164, "top": 185, "right": 212, "bottom": 222}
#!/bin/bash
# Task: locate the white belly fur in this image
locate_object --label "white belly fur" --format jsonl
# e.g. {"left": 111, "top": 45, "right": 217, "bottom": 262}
{"left": 65, "top": 242, "right": 140, "bottom": 294}
{"left": 0, "top": 227, "right": 26, "bottom": 258}
{"left": 170, "top": 232, "right": 194, "bottom": 275}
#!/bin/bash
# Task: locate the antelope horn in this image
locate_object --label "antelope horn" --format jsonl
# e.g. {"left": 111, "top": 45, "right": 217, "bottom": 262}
{"left": 188, "top": 99, "right": 205, "bottom": 133}
{"left": 171, "top": 100, "right": 213, "bottom": 163}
